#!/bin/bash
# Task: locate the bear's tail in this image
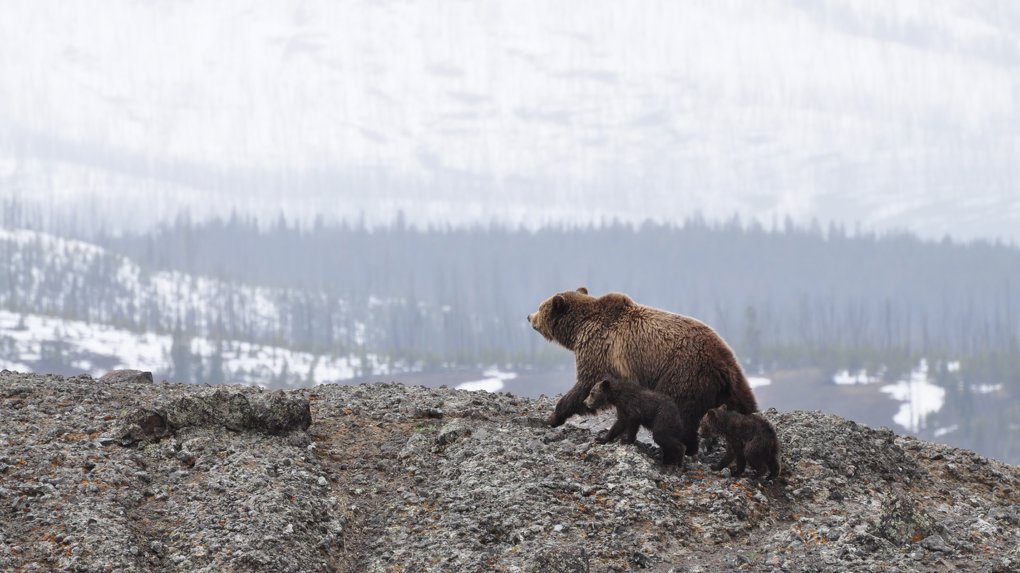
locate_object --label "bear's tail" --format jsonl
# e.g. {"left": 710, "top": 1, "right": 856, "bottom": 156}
{"left": 716, "top": 362, "right": 759, "bottom": 414}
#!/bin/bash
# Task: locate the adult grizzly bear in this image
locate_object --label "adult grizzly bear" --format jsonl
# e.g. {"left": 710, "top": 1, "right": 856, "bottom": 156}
{"left": 527, "top": 287, "right": 758, "bottom": 454}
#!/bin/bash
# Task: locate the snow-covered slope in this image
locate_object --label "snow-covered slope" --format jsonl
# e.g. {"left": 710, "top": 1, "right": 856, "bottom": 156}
{"left": 0, "top": 226, "right": 453, "bottom": 386}
{"left": 2, "top": 0, "right": 1019, "bottom": 240}
{"left": 0, "top": 309, "right": 404, "bottom": 388}
{"left": 0, "top": 227, "right": 288, "bottom": 337}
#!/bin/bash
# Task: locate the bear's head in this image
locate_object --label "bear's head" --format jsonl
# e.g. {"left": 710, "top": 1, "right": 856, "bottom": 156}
{"left": 583, "top": 379, "right": 614, "bottom": 412}
{"left": 698, "top": 404, "right": 728, "bottom": 438}
{"left": 527, "top": 287, "right": 592, "bottom": 349}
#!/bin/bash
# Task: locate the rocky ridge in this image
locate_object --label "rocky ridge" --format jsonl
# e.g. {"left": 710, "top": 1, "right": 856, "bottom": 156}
{"left": 1, "top": 371, "right": 1018, "bottom": 572}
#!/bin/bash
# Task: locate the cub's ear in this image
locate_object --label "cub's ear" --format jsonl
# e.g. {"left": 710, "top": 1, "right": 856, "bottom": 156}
{"left": 576, "top": 286, "right": 589, "bottom": 295}
{"left": 597, "top": 379, "right": 610, "bottom": 391}
{"left": 552, "top": 294, "right": 569, "bottom": 314}
{"left": 718, "top": 404, "right": 729, "bottom": 412}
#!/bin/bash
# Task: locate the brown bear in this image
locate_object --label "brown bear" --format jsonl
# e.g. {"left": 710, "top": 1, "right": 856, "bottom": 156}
{"left": 527, "top": 287, "right": 758, "bottom": 455}
{"left": 699, "top": 405, "right": 781, "bottom": 479}
{"left": 583, "top": 378, "right": 687, "bottom": 466}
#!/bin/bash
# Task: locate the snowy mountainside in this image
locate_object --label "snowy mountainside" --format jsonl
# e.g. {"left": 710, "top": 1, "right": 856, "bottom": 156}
{"left": 2, "top": 0, "right": 1019, "bottom": 241}
{"left": 0, "top": 310, "right": 400, "bottom": 388}
{"left": 0, "top": 227, "right": 424, "bottom": 386}
{"left": 0, "top": 226, "right": 286, "bottom": 338}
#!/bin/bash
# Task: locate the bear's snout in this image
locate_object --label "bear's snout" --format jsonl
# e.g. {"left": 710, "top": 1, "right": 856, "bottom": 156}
{"left": 527, "top": 312, "right": 539, "bottom": 330}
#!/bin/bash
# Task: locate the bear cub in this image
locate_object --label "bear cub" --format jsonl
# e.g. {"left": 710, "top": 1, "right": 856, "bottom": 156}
{"left": 583, "top": 378, "right": 687, "bottom": 466}
{"left": 699, "top": 405, "right": 781, "bottom": 480}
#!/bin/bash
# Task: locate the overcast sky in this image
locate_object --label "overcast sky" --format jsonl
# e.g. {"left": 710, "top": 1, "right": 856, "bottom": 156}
{"left": 1, "top": 0, "right": 1018, "bottom": 241}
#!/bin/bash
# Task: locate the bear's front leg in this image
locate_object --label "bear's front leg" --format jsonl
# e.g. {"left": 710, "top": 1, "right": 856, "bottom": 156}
{"left": 546, "top": 389, "right": 590, "bottom": 427}
{"left": 546, "top": 369, "right": 600, "bottom": 427}
{"left": 712, "top": 449, "right": 735, "bottom": 472}
{"left": 595, "top": 418, "right": 627, "bottom": 444}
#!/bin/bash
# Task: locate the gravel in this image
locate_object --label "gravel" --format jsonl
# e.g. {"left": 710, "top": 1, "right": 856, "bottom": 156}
{"left": 2, "top": 371, "right": 1018, "bottom": 572}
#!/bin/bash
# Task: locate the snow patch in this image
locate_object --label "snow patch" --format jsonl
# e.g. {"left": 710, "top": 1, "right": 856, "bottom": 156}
{"left": 747, "top": 376, "right": 771, "bottom": 389}
{"left": 0, "top": 358, "right": 31, "bottom": 372}
{"left": 456, "top": 368, "right": 517, "bottom": 393}
{"left": 880, "top": 359, "right": 946, "bottom": 434}
{"left": 833, "top": 369, "right": 881, "bottom": 385}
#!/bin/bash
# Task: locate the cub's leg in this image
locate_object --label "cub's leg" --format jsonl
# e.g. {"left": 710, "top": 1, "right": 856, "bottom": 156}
{"left": 654, "top": 431, "right": 686, "bottom": 467}
{"left": 623, "top": 421, "right": 640, "bottom": 445}
{"left": 731, "top": 450, "right": 747, "bottom": 477}
{"left": 712, "top": 449, "right": 735, "bottom": 472}
{"left": 596, "top": 418, "right": 627, "bottom": 444}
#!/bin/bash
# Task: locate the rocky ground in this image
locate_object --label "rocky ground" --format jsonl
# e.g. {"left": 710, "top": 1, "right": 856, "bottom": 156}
{"left": 1, "top": 371, "right": 1018, "bottom": 572}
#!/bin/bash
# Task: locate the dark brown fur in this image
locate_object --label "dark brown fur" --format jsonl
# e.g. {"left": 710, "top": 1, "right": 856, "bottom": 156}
{"left": 584, "top": 379, "right": 687, "bottom": 466}
{"left": 528, "top": 287, "right": 759, "bottom": 455}
{"left": 699, "top": 405, "right": 781, "bottom": 479}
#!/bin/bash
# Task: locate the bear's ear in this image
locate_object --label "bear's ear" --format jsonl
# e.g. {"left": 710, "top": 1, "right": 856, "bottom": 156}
{"left": 597, "top": 379, "right": 610, "bottom": 392}
{"left": 551, "top": 294, "right": 569, "bottom": 315}
{"left": 576, "top": 286, "right": 588, "bottom": 295}
{"left": 718, "top": 404, "right": 729, "bottom": 412}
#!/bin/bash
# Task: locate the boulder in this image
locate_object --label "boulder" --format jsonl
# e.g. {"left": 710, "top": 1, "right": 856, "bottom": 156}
{"left": 99, "top": 369, "right": 154, "bottom": 384}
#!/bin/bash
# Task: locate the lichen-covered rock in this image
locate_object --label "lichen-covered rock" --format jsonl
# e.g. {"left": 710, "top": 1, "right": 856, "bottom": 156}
{"left": 1, "top": 371, "right": 1018, "bottom": 573}
{"left": 115, "top": 407, "right": 172, "bottom": 445}
{"left": 107, "top": 388, "right": 311, "bottom": 446}
{"left": 100, "top": 369, "right": 154, "bottom": 384}
{"left": 167, "top": 388, "right": 256, "bottom": 431}
{"left": 524, "top": 548, "right": 590, "bottom": 573}
{"left": 165, "top": 388, "right": 312, "bottom": 434}
{"left": 0, "top": 372, "right": 342, "bottom": 573}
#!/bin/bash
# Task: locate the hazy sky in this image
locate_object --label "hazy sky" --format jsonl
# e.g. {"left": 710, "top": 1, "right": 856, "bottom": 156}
{"left": 1, "top": 0, "right": 1019, "bottom": 241}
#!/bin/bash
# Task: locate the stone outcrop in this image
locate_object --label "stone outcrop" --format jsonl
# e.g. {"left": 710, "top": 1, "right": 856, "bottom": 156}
{"left": 1, "top": 371, "right": 1018, "bottom": 572}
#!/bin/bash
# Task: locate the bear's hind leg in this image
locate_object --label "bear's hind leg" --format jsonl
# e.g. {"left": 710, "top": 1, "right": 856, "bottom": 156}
{"left": 623, "top": 421, "right": 640, "bottom": 445}
{"left": 745, "top": 448, "right": 769, "bottom": 478}
{"left": 731, "top": 451, "right": 747, "bottom": 477}
{"left": 654, "top": 432, "right": 686, "bottom": 467}
{"left": 679, "top": 424, "right": 700, "bottom": 457}
{"left": 750, "top": 459, "right": 769, "bottom": 479}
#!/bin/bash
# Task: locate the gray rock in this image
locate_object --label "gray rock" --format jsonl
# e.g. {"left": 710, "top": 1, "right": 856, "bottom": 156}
{"left": 164, "top": 388, "right": 311, "bottom": 435}
{"left": 436, "top": 419, "right": 473, "bottom": 446}
{"left": 99, "top": 369, "right": 154, "bottom": 384}
{"left": 113, "top": 408, "right": 172, "bottom": 445}
{"left": 920, "top": 533, "right": 951, "bottom": 553}
{"left": 2, "top": 371, "right": 1019, "bottom": 573}
{"left": 875, "top": 492, "right": 934, "bottom": 545}
{"left": 524, "top": 548, "right": 589, "bottom": 573}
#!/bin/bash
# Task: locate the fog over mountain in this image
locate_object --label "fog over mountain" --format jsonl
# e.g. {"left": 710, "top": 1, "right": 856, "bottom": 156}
{"left": 1, "top": 0, "right": 1018, "bottom": 240}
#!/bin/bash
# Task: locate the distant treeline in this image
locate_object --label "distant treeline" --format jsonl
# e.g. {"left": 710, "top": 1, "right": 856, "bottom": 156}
{"left": 84, "top": 211, "right": 1020, "bottom": 387}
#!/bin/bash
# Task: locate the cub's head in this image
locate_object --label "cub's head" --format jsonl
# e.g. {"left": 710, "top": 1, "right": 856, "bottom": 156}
{"left": 698, "top": 404, "right": 728, "bottom": 438}
{"left": 583, "top": 379, "right": 614, "bottom": 412}
{"left": 527, "top": 287, "right": 591, "bottom": 349}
